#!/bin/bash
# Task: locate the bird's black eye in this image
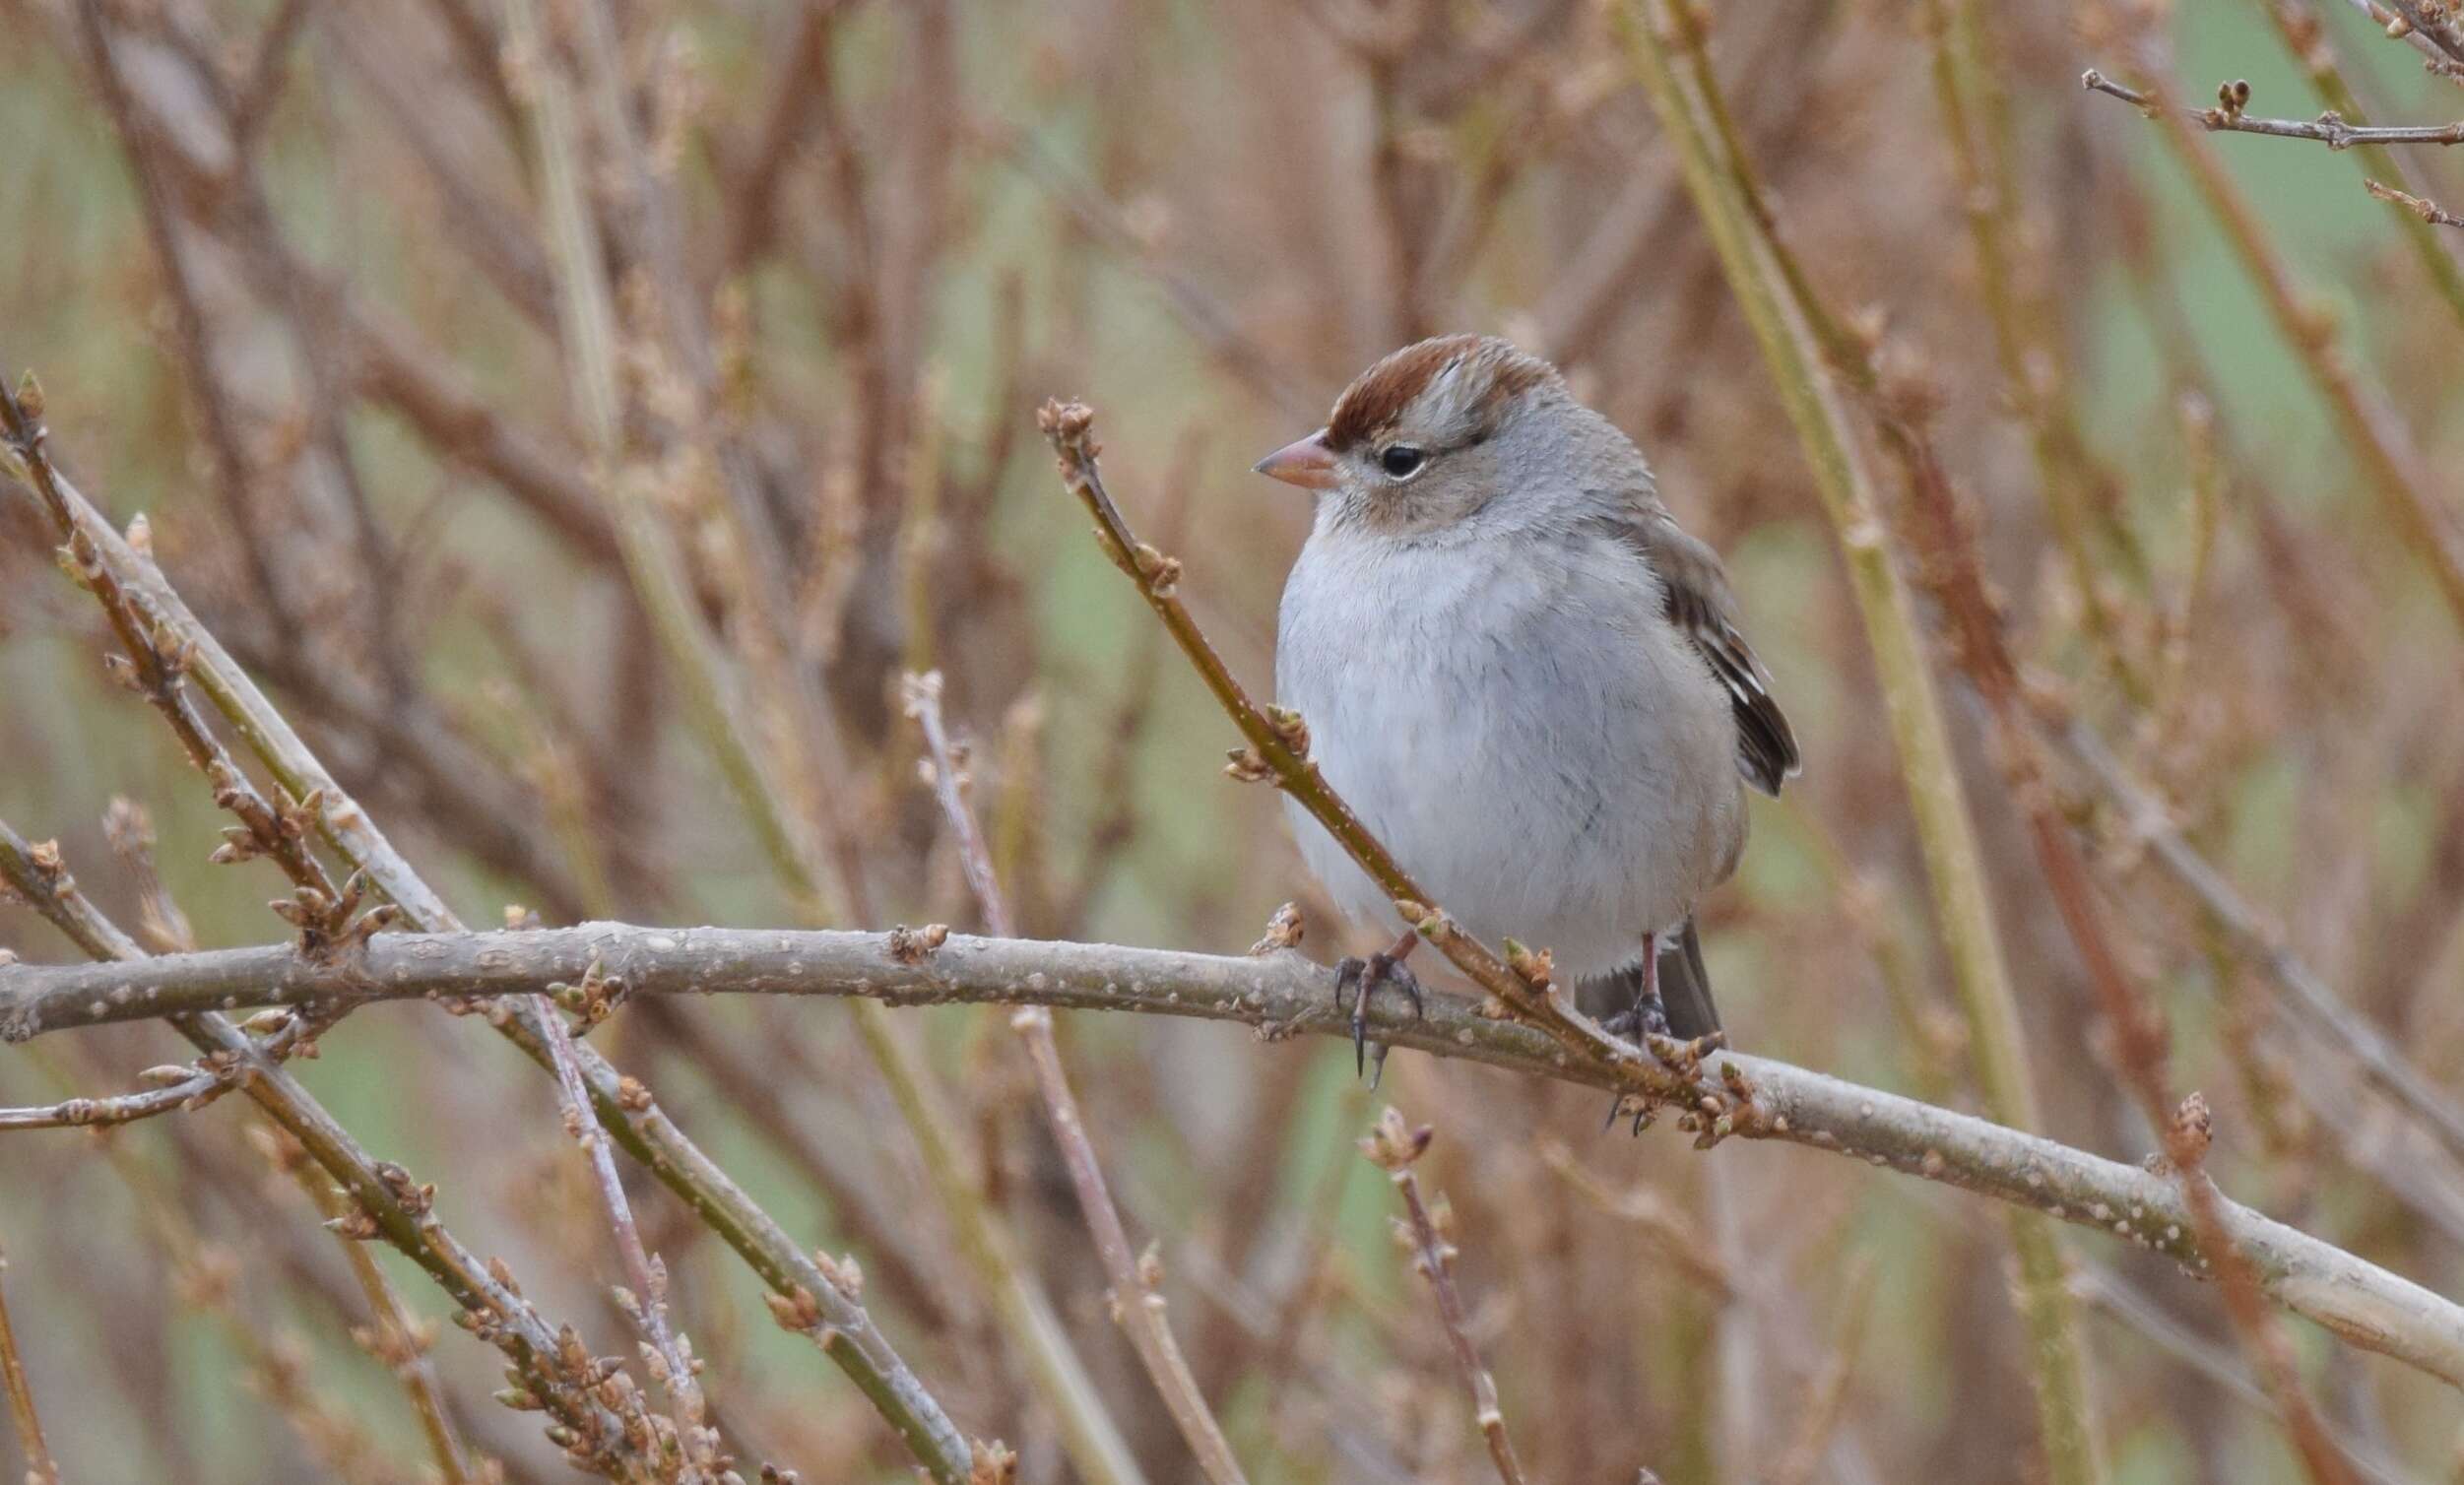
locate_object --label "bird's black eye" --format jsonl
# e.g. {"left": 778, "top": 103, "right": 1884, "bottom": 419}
{"left": 1380, "top": 444, "right": 1426, "bottom": 479}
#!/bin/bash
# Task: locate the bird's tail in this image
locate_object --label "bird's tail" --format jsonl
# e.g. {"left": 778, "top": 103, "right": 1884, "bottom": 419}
{"left": 1573, "top": 920, "right": 1722, "bottom": 1042}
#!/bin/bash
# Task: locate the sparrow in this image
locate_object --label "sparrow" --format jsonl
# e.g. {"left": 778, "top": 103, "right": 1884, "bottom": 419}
{"left": 1254, "top": 334, "right": 1798, "bottom": 1073}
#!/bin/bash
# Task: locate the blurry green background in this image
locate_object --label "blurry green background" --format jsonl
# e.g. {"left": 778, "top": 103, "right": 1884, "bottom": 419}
{"left": 5, "top": 0, "right": 2464, "bottom": 1481}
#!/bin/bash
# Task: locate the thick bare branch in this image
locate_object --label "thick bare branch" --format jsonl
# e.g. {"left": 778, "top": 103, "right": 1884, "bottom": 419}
{"left": 9, "top": 921, "right": 2463, "bottom": 1392}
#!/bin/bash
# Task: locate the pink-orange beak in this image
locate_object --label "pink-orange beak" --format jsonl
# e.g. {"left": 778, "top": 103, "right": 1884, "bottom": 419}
{"left": 1252, "top": 430, "right": 1339, "bottom": 490}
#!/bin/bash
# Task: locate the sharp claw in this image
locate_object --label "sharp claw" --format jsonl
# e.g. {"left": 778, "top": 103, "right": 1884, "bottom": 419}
{"left": 1331, "top": 952, "right": 1416, "bottom": 1081}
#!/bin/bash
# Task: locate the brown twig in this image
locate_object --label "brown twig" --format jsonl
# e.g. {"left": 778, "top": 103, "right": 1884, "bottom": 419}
{"left": 536, "top": 992, "right": 722, "bottom": 1476}
{"left": 1363, "top": 1109, "right": 1537, "bottom": 1485}
{"left": 0, "top": 1062, "right": 230, "bottom": 1130}
{"left": 2365, "top": 176, "right": 2464, "bottom": 226}
{"left": 227, "top": 0, "right": 314, "bottom": 146}
{"left": 1869, "top": 344, "right": 2363, "bottom": 1485}
{"left": 1740, "top": 194, "right": 2368, "bottom": 1481}
{"left": 904, "top": 671, "right": 1251, "bottom": 1485}
{"left": 1005, "top": 143, "right": 1320, "bottom": 420}
{"left": 0, "top": 371, "right": 975, "bottom": 1480}
{"left": 1609, "top": 14, "right": 2112, "bottom": 1478}
{"left": 2259, "top": 1, "right": 2464, "bottom": 325}
{"left": 721, "top": 0, "right": 855, "bottom": 274}
{"left": 1761, "top": 1259, "right": 1875, "bottom": 1485}
{"left": 2046, "top": 714, "right": 2464, "bottom": 1165}
{"left": 1927, "top": 3, "right": 2150, "bottom": 692}
{"left": 73, "top": 0, "right": 301, "bottom": 650}
{"left": 1033, "top": 400, "right": 1697, "bottom": 1105}
{"left": 280, "top": 1139, "right": 479, "bottom": 1484}
{"left": 2081, "top": 59, "right": 2464, "bottom": 635}
{"left": 0, "top": 1237, "right": 59, "bottom": 1485}
{"left": 2082, "top": 69, "right": 2464, "bottom": 146}
{"left": 0, "top": 824, "right": 673, "bottom": 1483}
{"left": 3, "top": 307, "right": 718, "bottom": 1465}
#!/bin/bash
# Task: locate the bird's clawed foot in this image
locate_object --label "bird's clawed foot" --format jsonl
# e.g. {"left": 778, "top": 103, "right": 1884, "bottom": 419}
{"left": 1333, "top": 950, "right": 1424, "bottom": 1081}
{"left": 1601, "top": 1091, "right": 1658, "bottom": 1137}
{"left": 1599, "top": 995, "right": 1673, "bottom": 1045}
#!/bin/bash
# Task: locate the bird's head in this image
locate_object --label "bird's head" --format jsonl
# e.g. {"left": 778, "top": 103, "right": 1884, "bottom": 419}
{"left": 1252, "top": 334, "right": 1574, "bottom": 538}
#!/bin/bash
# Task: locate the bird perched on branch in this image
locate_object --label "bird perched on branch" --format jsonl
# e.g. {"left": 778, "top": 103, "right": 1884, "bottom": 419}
{"left": 1255, "top": 334, "right": 1797, "bottom": 1072}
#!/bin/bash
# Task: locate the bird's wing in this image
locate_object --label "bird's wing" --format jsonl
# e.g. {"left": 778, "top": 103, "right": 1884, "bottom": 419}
{"left": 1600, "top": 500, "right": 1800, "bottom": 796}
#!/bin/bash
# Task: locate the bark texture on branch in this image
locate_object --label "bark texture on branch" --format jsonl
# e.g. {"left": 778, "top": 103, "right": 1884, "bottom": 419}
{"left": 9, "top": 921, "right": 2461, "bottom": 1389}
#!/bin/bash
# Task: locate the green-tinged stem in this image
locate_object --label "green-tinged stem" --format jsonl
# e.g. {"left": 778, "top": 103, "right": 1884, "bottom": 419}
{"left": 2258, "top": 0, "right": 2464, "bottom": 330}
{"left": 1919, "top": 0, "right": 2152, "bottom": 698}
{"left": 500, "top": 5, "right": 1109, "bottom": 1474}
{"left": 0, "top": 823, "right": 666, "bottom": 1485}
{"left": 0, "top": 391, "right": 973, "bottom": 1477}
{"left": 0, "top": 1237, "right": 59, "bottom": 1485}
{"left": 2092, "top": 62, "right": 2464, "bottom": 633}
{"left": 1615, "top": 7, "right": 2105, "bottom": 1482}
{"left": 910, "top": 676, "right": 1247, "bottom": 1484}
{"left": 293, "top": 1169, "right": 477, "bottom": 1482}
{"left": 848, "top": 1004, "right": 1149, "bottom": 1485}
{"left": 503, "top": 0, "right": 830, "bottom": 919}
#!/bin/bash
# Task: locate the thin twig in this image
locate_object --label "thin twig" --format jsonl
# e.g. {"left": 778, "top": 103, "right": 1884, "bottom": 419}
{"left": 0, "top": 1237, "right": 60, "bottom": 1485}
{"left": 840, "top": 991, "right": 1149, "bottom": 1485}
{"left": 489, "top": 10, "right": 1119, "bottom": 1473}
{"left": 1035, "top": 400, "right": 1688, "bottom": 1096}
{"left": 0, "top": 825, "right": 672, "bottom": 1484}
{"left": 1610, "top": 10, "right": 2105, "bottom": 1481}
{"left": 536, "top": 997, "right": 720, "bottom": 1475}
{"left": 227, "top": 0, "right": 314, "bottom": 145}
{"left": 905, "top": 671, "right": 1252, "bottom": 1485}
{"left": 74, "top": 0, "right": 301, "bottom": 649}
{"left": 2259, "top": 1, "right": 2464, "bottom": 326}
{"left": 1924, "top": 0, "right": 2150, "bottom": 693}
{"left": 1362, "top": 1110, "right": 1536, "bottom": 1485}
{"left": 501, "top": 0, "right": 832, "bottom": 918}
{"left": 284, "top": 1149, "right": 478, "bottom": 1484}
{"left": 1877, "top": 395, "right": 2360, "bottom": 1485}
{"left": 1703, "top": 40, "right": 2360, "bottom": 1473}
{"left": 2365, "top": 176, "right": 2464, "bottom": 226}
{"left": 12, "top": 923, "right": 2464, "bottom": 1392}
{"left": 0, "top": 1066, "right": 229, "bottom": 1130}
{"left": 0, "top": 374, "right": 975, "bottom": 1480}
{"left": 2071, "top": 1266, "right": 2415, "bottom": 1485}
{"left": 721, "top": 0, "right": 855, "bottom": 273}
{"left": 1, "top": 283, "right": 702, "bottom": 1470}
{"left": 1003, "top": 134, "right": 1319, "bottom": 420}
{"left": 2083, "top": 68, "right": 2464, "bottom": 145}
{"left": 2081, "top": 57, "right": 2464, "bottom": 634}
{"left": 1763, "top": 1259, "right": 1876, "bottom": 1485}
{"left": 2341, "top": 0, "right": 2464, "bottom": 75}
{"left": 2047, "top": 714, "right": 2464, "bottom": 1165}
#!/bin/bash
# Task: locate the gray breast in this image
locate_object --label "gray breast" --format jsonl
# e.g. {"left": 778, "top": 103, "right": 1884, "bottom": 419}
{"left": 1272, "top": 524, "right": 1742, "bottom": 981}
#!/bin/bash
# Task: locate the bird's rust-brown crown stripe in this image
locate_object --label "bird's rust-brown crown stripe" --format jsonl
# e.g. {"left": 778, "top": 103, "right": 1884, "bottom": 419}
{"left": 1323, "top": 334, "right": 1556, "bottom": 452}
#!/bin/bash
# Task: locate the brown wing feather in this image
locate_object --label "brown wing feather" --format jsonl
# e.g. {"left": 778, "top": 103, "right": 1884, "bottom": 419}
{"left": 1599, "top": 504, "right": 1800, "bottom": 796}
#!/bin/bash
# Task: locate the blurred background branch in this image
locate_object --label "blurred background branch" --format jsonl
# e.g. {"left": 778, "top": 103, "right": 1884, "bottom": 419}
{"left": 7, "top": 0, "right": 2464, "bottom": 1480}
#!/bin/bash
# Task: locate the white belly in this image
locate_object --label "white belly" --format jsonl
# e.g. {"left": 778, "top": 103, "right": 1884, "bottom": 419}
{"left": 1273, "top": 528, "right": 1742, "bottom": 981}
